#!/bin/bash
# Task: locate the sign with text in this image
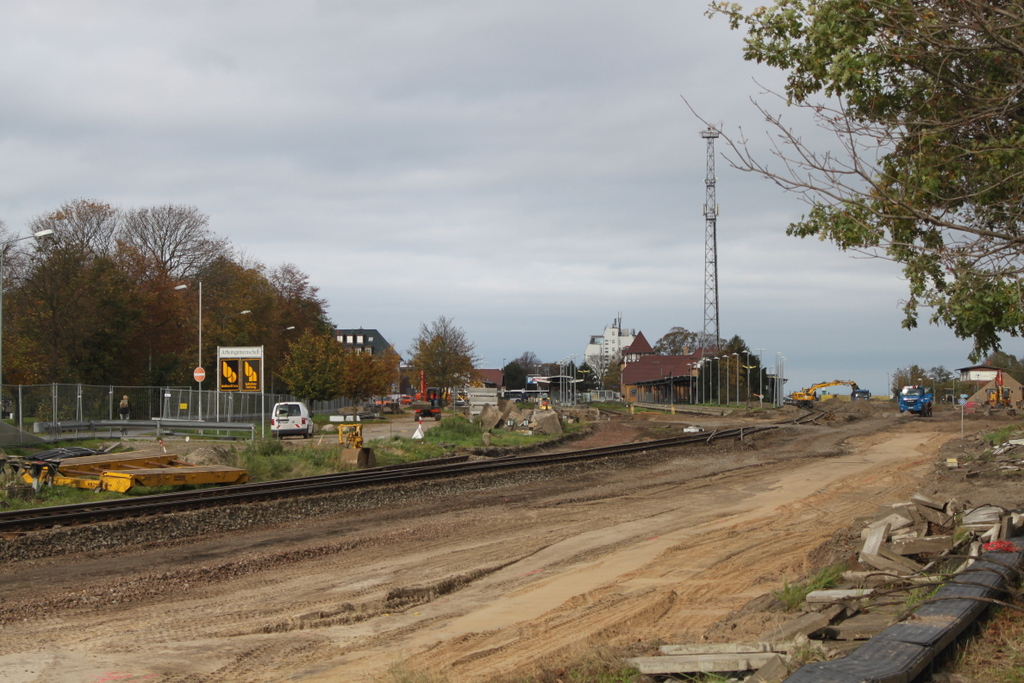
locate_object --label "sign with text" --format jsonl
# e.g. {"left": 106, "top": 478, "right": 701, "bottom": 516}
{"left": 218, "top": 346, "right": 263, "bottom": 392}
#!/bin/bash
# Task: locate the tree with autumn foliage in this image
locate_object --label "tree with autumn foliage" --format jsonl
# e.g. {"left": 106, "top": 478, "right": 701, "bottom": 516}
{"left": 409, "top": 316, "right": 479, "bottom": 404}
{"left": 338, "top": 346, "right": 400, "bottom": 405}
{"left": 276, "top": 329, "right": 346, "bottom": 404}
{"left": 2, "top": 198, "right": 331, "bottom": 387}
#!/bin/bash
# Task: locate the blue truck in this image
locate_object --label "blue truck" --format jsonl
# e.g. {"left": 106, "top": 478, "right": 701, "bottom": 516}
{"left": 898, "top": 385, "right": 934, "bottom": 417}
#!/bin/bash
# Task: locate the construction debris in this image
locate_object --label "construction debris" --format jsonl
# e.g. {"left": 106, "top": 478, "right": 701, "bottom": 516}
{"left": 635, "top": 491, "right": 1023, "bottom": 679}
{"left": 472, "top": 399, "right": 570, "bottom": 436}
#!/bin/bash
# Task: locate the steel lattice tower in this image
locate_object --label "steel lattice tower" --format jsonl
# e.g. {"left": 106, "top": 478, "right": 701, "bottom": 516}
{"left": 701, "top": 127, "right": 720, "bottom": 354}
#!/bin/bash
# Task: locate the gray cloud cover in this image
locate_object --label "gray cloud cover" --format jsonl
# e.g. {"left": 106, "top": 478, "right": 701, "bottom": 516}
{"left": 0, "top": 1, "right": 987, "bottom": 395}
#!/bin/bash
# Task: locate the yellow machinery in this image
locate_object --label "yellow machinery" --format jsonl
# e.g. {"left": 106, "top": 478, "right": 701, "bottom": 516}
{"left": 338, "top": 424, "right": 376, "bottom": 468}
{"left": 987, "top": 387, "right": 1013, "bottom": 409}
{"left": 791, "top": 380, "right": 861, "bottom": 408}
{"left": 11, "top": 451, "right": 248, "bottom": 493}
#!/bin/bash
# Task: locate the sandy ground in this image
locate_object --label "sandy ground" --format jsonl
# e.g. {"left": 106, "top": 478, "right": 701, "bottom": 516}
{"left": 0, "top": 404, "right": 1011, "bottom": 682}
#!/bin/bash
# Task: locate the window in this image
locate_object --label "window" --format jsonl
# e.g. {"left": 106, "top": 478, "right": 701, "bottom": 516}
{"left": 346, "top": 335, "right": 354, "bottom": 344}
{"left": 356, "top": 335, "right": 363, "bottom": 343}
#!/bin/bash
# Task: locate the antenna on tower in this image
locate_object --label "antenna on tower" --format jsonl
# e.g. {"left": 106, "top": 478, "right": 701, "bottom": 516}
{"left": 700, "top": 126, "right": 720, "bottom": 356}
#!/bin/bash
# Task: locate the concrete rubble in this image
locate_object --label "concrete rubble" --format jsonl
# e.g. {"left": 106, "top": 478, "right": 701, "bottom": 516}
{"left": 631, "top": 491, "right": 1023, "bottom": 680}
{"left": 472, "top": 400, "right": 598, "bottom": 436}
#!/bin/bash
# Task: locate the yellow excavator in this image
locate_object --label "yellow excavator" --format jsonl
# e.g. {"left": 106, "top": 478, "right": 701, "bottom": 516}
{"left": 790, "top": 380, "right": 860, "bottom": 408}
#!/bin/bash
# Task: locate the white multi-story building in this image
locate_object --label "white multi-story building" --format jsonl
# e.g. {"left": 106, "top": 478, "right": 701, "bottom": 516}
{"left": 583, "top": 315, "right": 635, "bottom": 374}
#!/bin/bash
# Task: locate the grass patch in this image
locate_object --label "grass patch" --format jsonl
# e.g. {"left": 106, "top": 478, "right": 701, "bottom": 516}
{"left": 945, "top": 601, "right": 1024, "bottom": 681}
{"left": 984, "top": 423, "right": 1024, "bottom": 448}
{"left": 491, "top": 644, "right": 642, "bottom": 683}
{"left": 773, "top": 562, "right": 848, "bottom": 612}
{"left": 229, "top": 438, "right": 341, "bottom": 481}
{"left": 368, "top": 416, "right": 582, "bottom": 467}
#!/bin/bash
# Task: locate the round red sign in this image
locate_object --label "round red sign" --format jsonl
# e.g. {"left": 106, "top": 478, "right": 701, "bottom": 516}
{"left": 194, "top": 367, "right": 206, "bottom": 382}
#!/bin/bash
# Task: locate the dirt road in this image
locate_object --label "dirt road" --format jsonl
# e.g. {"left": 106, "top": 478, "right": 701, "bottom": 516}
{"left": 0, "top": 408, "right": 979, "bottom": 682}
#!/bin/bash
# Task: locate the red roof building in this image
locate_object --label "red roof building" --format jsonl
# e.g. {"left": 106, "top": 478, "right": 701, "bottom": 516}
{"left": 620, "top": 349, "right": 700, "bottom": 404}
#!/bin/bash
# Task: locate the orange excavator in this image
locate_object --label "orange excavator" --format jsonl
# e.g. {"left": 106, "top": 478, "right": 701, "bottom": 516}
{"left": 412, "top": 370, "right": 443, "bottom": 421}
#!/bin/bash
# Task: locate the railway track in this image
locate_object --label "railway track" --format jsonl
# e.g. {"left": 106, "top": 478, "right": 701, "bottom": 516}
{"left": 0, "top": 425, "right": 777, "bottom": 533}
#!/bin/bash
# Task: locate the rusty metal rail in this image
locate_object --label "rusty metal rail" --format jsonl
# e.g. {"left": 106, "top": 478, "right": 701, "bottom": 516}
{"left": 0, "top": 425, "right": 777, "bottom": 533}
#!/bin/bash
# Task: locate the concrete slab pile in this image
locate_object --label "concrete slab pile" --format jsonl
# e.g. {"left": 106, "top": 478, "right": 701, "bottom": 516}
{"left": 632, "top": 491, "right": 1024, "bottom": 681}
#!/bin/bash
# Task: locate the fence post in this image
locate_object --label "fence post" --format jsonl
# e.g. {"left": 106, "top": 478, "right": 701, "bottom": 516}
{"left": 17, "top": 384, "right": 22, "bottom": 443}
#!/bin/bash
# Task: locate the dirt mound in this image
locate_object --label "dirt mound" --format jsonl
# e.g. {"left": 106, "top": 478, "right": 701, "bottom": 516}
{"left": 819, "top": 399, "right": 893, "bottom": 417}
{"left": 180, "top": 446, "right": 234, "bottom": 466}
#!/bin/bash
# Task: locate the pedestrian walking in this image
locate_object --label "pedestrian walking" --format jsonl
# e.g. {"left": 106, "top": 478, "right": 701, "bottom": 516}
{"left": 119, "top": 395, "right": 131, "bottom": 436}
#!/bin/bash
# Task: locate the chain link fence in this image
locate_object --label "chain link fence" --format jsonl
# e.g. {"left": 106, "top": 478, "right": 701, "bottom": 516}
{"left": 0, "top": 384, "right": 358, "bottom": 443}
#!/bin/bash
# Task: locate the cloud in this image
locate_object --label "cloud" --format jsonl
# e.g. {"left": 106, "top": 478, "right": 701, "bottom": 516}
{"left": 0, "top": 1, "right": 989, "bottom": 396}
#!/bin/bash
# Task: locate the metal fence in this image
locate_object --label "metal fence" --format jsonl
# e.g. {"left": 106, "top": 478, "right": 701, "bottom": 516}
{"left": 0, "top": 384, "right": 359, "bottom": 442}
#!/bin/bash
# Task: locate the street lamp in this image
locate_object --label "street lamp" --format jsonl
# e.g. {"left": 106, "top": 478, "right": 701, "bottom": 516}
{"left": 732, "top": 353, "right": 740, "bottom": 408}
{"left": 0, "top": 229, "right": 54, "bottom": 395}
{"left": 714, "top": 357, "right": 721, "bottom": 406}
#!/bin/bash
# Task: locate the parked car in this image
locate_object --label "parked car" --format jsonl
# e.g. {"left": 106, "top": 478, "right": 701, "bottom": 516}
{"left": 270, "top": 402, "right": 314, "bottom": 439}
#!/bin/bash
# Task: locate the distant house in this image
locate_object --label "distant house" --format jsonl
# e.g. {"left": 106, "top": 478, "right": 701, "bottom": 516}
{"left": 619, "top": 332, "right": 700, "bottom": 404}
{"left": 475, "top": 369, "right": 504, "bottom": 389}
{"left": 955, "top": 364, "right": 1024, "bottom": 407}
{"left": 334, "top": 328, "right": 391, "bottom": 356}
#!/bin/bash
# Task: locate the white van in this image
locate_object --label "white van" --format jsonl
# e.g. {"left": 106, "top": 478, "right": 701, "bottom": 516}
{"left": 271, "top": 402, "right": 314, "bottom": 439}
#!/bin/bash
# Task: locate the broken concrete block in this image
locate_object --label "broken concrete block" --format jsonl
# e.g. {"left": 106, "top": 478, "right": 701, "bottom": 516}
{"left": 819, "top": 612, "right": 894, "bottom": 641}
{"left": 660, "top": 643, "right": 782, "bottom": 656}
{"left": 533, "top": 410, "right": 562, "bottom": 435}
{"left": 477, "top": 404, "right": 502, "bottom": 431}
{"left": 917, "top": 505, "right": 953, "bottom": 528}
{"left": 804, "top": 588, "right": 873, "bottom": 604}
{"left": 872, "top": 513, "right": 914, "bottom": 533}
{"left": 757, "top": 612, "right": 831, "bottom": 642}
{"left": 628, "top": 653, "right": 777, "bottom": 675}
{"left": 859, "top": 552, "right": 915, "bottom": 575}
{"left": 890, "top": 535, "right": 953, "bottom": 555}
{"left": 860, "top": 522, "right": 890, "bottom": 560}
{"left": 877, "top": 546, "right": 924, "bottom": 572}
{"left": 963, "top": 505, "right": 1005, "bottom": 526}
{"left": 744, "top": 654, "right": 788, "bottom": 683}
{"left": 911, "top": 492, "right": 946, "bottom": 510}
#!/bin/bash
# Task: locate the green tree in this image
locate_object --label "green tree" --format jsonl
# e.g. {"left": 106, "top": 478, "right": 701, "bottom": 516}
{"left": 409, "top": 316, "right": 479, "bottom": 404}
{"left": 502, "top": 361, "right": 527, "bottom": 391}
{"left": 654, "top": 327, "right": 700, "bottom": 355}
{"left": 277, "top": 330, "right": 346, "bottom": 404}
{"left": 709, "top": 0, "right": 1024, "bottom": 360}
{"left": 600, "top": 352, "right": 622, "bottom": 390}
{"left": 577, "top": 361, "right": 599, "bottom": 391}
{"left": 985, "top": 352, "right": 1024, "bottom": 383}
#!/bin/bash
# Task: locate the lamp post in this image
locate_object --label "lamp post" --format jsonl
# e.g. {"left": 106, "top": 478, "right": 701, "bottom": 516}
{"left": 197, "top": 281, "right": 203, "bottom": 420}
{"left": 744, "top": 350, "right": 751, "bottom": 406}
{"left": 714, "top": 357, "right": 721, "bottom": 406}
{"left": 0, "top": 229, "right": 54, "bottom": 395}
{"left": 732, "top": 353, "right": 740, "bottom": 408}
{"left": 754, "top": 349, "right": 766, "bottom": 402}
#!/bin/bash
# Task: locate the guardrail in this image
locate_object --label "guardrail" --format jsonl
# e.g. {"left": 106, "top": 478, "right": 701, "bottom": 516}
{"left": 32, "top": 419, "right": 256, "bottom": 441}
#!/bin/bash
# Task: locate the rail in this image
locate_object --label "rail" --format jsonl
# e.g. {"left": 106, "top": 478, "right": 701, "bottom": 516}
{"left": 0, "top": 424, "right": 777, "bottom": 532}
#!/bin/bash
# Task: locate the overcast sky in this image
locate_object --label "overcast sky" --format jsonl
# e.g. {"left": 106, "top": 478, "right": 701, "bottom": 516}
{"left": 0, "top": 1, "right": 994, "bottom": 396}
